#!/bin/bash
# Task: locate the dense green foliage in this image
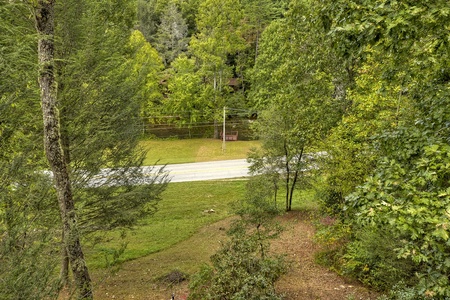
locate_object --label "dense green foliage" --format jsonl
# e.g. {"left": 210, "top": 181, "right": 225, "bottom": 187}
{"left": 2, "top": 0, "right": 167, "bottom": 298}
{"left": 316, "top": 0, "right": 450, "bottom": 297}
{"left": 140, "top": 0, "right": 288, "bottom": 135}
{"left": 2, "top": 0, "right": 449, "bottom": 298}
{"left": 248, "top": 0, "right": 342, "bottom": 211}
{"left": 154, "top": 2, "right": 189, "bottom": 66}
{"left": 0, "top": 2, "right": 61, "bottom": 298}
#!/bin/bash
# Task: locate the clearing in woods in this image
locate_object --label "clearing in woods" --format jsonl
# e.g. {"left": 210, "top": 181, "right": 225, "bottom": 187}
{"left": 92, "top": 211, "right": 379, "bottom": 300}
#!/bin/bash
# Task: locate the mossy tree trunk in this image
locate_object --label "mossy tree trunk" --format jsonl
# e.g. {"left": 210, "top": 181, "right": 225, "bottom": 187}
{"left": 35, "top": 0, "right": 93, "bottom": 298}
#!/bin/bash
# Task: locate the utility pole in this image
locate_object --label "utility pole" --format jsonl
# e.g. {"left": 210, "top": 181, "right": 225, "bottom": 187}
{"left": 222, "top": 106, "right": 226, "bottom": 152}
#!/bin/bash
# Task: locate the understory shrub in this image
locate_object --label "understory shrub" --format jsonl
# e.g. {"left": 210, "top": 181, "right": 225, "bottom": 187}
{"left": 188, "top": 221, "right": 287, "bottom": 300}
{"left": 188, "top": 176, "right": 287, "bottom": 300}
{"left": 376, "top": 282, "right": 427, "bottom": 300}
{"left": 341, "top": 227, "right": 419, "bottom": 291}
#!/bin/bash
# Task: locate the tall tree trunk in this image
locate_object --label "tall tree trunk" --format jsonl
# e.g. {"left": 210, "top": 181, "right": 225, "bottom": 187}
{"left": 35, "top": 1, "right": 93, "bottom": 299}
{"left": 288, "top": 147, "right": 304, "bottom": 211}
{"left": 283, "top": 140, "right": 291, "bottom": 211}
{"left": 213, "top": 72, "right": 219, "bottom": 139}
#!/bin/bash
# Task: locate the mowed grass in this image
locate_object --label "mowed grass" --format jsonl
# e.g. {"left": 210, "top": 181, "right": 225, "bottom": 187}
{"left": 91, "top": 186, "right": 321, "bottom": 300}
{"left": 87, "top": 139, "right": 259, "bottom": 268}
{"left": 140, "top": 138, "right": 261, "bottom": 165}
{"left": 86, "top": 181, "right": 318, "bottom": 269}
{"left": 86, "top": 138, "right": 318, "bottom": 272}
{"left": 86, "top": 180, "right": 247, "bottom": 269}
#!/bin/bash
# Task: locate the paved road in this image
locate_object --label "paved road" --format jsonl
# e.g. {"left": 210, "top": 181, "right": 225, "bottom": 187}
{"left": 73, "top": 159, "right": 251, "bottom": 187}
{"left": 139, "top": 153, "right": 325, "bottom": 184}
{"left": 86, "top": 153, "right": 324, "bottom": 186}
{"left": 144, "top": 159, "right": 251, "bottom": 183}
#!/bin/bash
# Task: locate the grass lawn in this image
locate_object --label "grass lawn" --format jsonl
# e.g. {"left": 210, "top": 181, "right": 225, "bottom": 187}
{"left": 140, "top": 138, "right": 261, "bottom": 165}
{"left": 86, "top": 180, "right": 248, "bottom": 268}
{"left": 86, "top": 138, "right": 317, "bottom": 271}
{"left": 86, "top": 180, "right": 318, "bottom": 269}
{"left": 87, "top": 138, "right": 260, "bottom": 268}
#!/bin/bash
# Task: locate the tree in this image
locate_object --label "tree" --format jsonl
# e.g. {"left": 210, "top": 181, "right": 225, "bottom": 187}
{"left": 239, "top": 0, "right": 286, "bottom": 69}
{"left": 137, "top": 0, "right": 168, "bottom": 43}
{"left": 137, "top": 0, "right": 199, "bottom": 43}
{"left": 178, "top": 0, "right": 200, "bottom": 36}
{"left": 129, "top": 30, "right": 166, "bottom": 118}
{"left": 319, "top": 49, "right": 414, "bottom": 214}
{"left": 189, "top": 0, "right": 248, "bottom": 138}
{"left": 320, "top": 0, "right": 450, "bottom": 295}
{"left": 154, "top": 1, "right": 189, "bottom": 66}
{"left": 54, "top": 0, "right": 168, "bottom": 287}
{"left": 54, "top": 0, "right": 168, "bottom": 229}
{"left": 0, "top": 3, "right": 62, "bottom": 298}
{"left": 162, "top": 54, "right": 207, "bottom": 135}
{"left": 248, "top": 0, "right": 340, "bottom": 211}
{"left": 1, "top": 1, "right": 169, "bottom": 298}
{"left": 34, "top": 0, "right": 93, "bottom": 298}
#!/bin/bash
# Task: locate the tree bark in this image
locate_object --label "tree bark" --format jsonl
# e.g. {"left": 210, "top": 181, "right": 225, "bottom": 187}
{"left": 35, "top": 1, "right": 93, "bottom": 299}
{"left": 59, "top": 230, "right": 70, "bottom": 287}
{"left": 213, "top": 72, "right": 219, "bottom": 139}
{"left": 283, "top": 140, "right": 304, "bottom": 211}
{"left": 283, "top": 140, "right": 291, "bottom": 211}
{"left": 288, "top": 147, "right": 304, "bottom": 212}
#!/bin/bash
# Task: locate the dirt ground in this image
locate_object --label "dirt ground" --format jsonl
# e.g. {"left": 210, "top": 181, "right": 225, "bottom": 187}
{"left": 91, "top": 211, "right": 379, "bottom": 300}
{"left": 272, "top": 211, "right": 379, "bottom": 300}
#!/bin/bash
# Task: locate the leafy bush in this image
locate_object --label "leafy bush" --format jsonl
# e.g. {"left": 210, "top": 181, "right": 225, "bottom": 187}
{"left": 188, "top": 221, "right": 287, "bottom": 300}
{"left": 342, "top": 228, "right": 419, "bottom": 291}
{"left": 188, "top": 176, "right": 287, "bottom": 300}
{"left": 346, "top": 141, "right": 450, "bottom": 297}
{"left": 314, "top": 218, "right": 351, "bottom": 271}
{"left": 376, "top": 282, "right": 427, "bottom": 300}
{"left": 316, "top": 184, "right": 346, "bottom": 216}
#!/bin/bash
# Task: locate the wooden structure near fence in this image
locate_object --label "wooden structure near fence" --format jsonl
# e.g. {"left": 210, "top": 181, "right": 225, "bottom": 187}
{"left": 220, "top": 131, "right": 239, "bottom": 141}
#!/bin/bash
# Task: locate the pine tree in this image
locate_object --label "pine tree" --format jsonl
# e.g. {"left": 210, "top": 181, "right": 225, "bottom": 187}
{"left": 155, "top": 2, "right": 189, "bottom": 66}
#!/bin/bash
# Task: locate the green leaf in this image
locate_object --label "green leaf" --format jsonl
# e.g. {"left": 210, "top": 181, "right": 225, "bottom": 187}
{"left": 433, "top": 228, "right": 449, "bottom": 241}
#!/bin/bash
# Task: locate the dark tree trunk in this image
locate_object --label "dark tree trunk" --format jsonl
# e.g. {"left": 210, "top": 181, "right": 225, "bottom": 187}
{"left": 283, "top": 140, "right": 304, "bottom": 211}
{"left": 283, "top": 141, "right": 291, "bottom": 211}
{"left": 288, "top": 147, "right": 303, "bottom": 211}
{"left": 35, "top": 1, "right": 93, "bottom": 299}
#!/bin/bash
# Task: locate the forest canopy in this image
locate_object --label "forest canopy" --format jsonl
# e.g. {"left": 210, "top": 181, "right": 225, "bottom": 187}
{"left": 1, "top": 0, "right": 449, "bottom": 299}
